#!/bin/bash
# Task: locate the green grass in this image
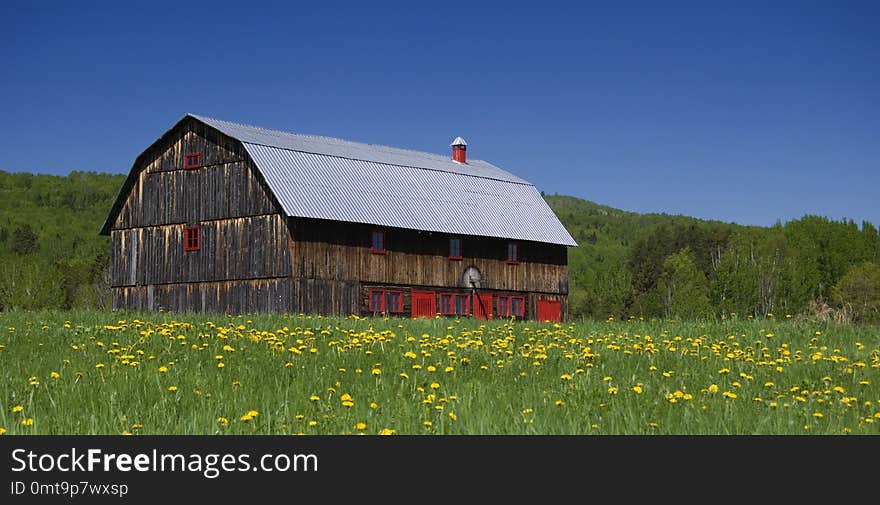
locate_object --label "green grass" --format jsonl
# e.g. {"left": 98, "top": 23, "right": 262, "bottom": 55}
{"left": 1, "top": 309, "right": 878, "bottom": 435}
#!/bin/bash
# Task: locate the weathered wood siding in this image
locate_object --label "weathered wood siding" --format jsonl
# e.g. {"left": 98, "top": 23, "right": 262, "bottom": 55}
{"left": 109, "top": 118, "right": 292, "bottom": 313}
{"left": 290, "top": 218, "right": 568, "bottom": 294}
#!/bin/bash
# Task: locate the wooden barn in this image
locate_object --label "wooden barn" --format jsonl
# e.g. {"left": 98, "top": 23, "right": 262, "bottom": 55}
{"left": 100, "top": 114, "right": 577, "bottom": 320}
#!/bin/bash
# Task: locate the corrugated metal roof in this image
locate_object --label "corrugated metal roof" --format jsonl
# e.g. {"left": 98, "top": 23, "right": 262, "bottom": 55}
{"left": 191, "top": 114, "right": 577, "bottom": 246}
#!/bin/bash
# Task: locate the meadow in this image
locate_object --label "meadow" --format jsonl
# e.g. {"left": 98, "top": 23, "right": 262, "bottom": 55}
{"left": 1, "top": 310, "right": 878, "bottom": 435}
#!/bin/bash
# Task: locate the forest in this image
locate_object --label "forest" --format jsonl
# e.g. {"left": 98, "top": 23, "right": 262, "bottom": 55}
{"left": 0, "top": 169, "right": 877, "bottom": 323}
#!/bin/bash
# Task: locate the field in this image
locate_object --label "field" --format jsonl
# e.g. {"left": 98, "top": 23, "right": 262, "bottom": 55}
{"left": 1, "top": 310, "right": 878, "bottom": 435}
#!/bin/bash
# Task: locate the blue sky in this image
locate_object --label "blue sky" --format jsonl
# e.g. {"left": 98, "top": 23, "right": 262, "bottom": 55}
{"left": 1, "top": 1, "right": 877, "bottom": 227}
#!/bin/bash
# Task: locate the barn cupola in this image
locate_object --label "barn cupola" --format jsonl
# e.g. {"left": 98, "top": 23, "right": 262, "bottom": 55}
{"left": 451, "top": 137, "right": 467, "bottom": 163}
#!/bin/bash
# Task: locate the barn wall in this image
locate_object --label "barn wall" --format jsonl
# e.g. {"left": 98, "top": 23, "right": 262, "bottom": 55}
{"left": 290, "top": 218, "right": 569, "bottom": 295}
{"left": 109, "top": 118, "right": 293, "bottom": 313}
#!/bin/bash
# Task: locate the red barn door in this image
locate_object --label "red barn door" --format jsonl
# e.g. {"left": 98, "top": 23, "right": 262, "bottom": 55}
{"left": 537, "top": 299, "right": 561, "bottom": 322}
{"left": 411, "top": 291, "right": 436, "bottom": 318}
{"left": 473, "top": 293, "right": 493, "bottom": 320}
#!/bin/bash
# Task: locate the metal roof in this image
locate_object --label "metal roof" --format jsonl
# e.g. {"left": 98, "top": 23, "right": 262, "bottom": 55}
{"left": 191, "top": 114, "right": 577, "bottom": 247}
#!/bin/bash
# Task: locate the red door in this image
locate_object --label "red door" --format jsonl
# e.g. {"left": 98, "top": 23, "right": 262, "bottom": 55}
{"left": 473, "top": 293, "right": 493, "bottom": 320}
{"left": 411, "top": 291, "right": 436, "bottom": 318}
{"left": 537, "top": 299, "right": 561, "bottom": 322}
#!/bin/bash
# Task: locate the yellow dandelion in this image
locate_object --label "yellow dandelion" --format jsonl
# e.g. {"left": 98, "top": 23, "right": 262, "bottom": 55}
{"left": 11, "top": 405, "right": 23, "bottom": 413}
{"left": 378, "top": 428, "right": 395, "bottom": 435}
{"left": 342, "top": 400, "right": 354, "bottom": 408}
{"left": 355, "top": 422, "right": 367, "bottom": 431}
{"left": 0, "top": 428, "right": 6, "bottom": 435}
{"left": 158, "top": 366, "right": 168, "bottom": 373}
{"left": 308, "top": 421, "right": 318, "bottom": 427}
{"left": 399, "top": 372, "right": 409, "bottom": 380}
{"left": 448, "top": 411, "right": 457, "bottom": 421}
{"left": 217, "top": 362, "right": 225, "bottom": 369}
{"left": 813, "top": 412, "right": 823, "bottom": 419}
{"left": 371, "top": 368, "right": 381, "bottom": 376}
{"left": 707, "top": 384, "right": 719, "bottom": 393}
{"left": 167, "top": 386, "right": 178, "bottom": 392}
{"left": 340, "top": 393, "right": 352, "bottom": 402}
{"left": 21, "top": 418, "right": 34, "bottom": 426}
{"left": 217, "top": 417, "right": 229, "bottom": 426}
{"left": 427, "top": 366, "right": 437, "bottom": 372}
{"left": 560, "top": 374, "right": 572, "bottom": 381}
{"left": 50, "top": 372, "right": 60, "bottom": 379}
{"left": 608, "top": 386, "right": 618, "bottom": 395}
{"left": 370, "top": 402, "right": 378, "bottom": 409}
{"left": 722, "top": 391, "right": 737, "bottom": 399}
{"left": 430, "top": 382, "right": 440, "bottom": 390}
{"left": 444, "top": 366, "right": 454, "bottom": 373}
{"left": 309, "top": 395, "right": 320, "bottom": 402}
{"left": 632, "top": 385, "right": 643, "bottom": 394}
{"left": 94, "top": 363, "right": 104, "bottom": 369}
{"left": 555, "top": 400, "right": 564, "bottom": 407}
{"left": 423, "top": 420, "right": 433, "bottom": 428}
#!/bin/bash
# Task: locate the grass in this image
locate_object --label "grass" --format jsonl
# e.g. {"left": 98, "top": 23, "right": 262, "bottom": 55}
{"left": 0, "top": 309, "right": 878, "bottom": 435}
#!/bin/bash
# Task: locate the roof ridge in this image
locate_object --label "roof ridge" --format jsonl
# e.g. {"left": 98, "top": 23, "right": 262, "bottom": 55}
{"left": 188, "top": 113, "right": 492, "bottom": 166}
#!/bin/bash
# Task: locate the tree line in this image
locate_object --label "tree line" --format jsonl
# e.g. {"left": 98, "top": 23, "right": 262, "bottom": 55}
{"left": 547, "top": 195, "right": 880, "bottom": 323}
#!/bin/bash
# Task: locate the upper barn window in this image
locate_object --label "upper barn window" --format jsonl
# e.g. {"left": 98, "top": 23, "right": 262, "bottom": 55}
{"left": 506, "top": 242, "right": 520, "bottom": 264}
{"left": 184, "top": 226, "right": 201, "bottom": 252}
{"left": 184, "top": 152, "right": 202, "bottom": 169}
{"left": 370, "top": 230, "right": 386, "bottom": 254}
{"left": 449, "top": 237, "right": 462, "bottom": 260}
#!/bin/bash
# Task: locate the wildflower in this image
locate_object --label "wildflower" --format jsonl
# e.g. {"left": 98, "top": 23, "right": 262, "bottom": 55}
{"left": 0, "top": 428, "right": 5, "bottom": 435}
{"left": 167, "top": 386, "right": 178, "bottom": 392}
{"left": 370, "top": 402, "right": 378, "bottom": 409}
{"left": 378, "top": 428, "right": 395, "bottom": 435}
{"left": 430, "top": 382, "right": 440, "bottom": 390}
{"left": 50, "top": 372, "right": 60, "bottom": 379}
{"left": 355, "top": 422, "right": 367, "bottom": 431}
{"left": 560, "top": 374, "right": 572, "bottom": 381}
{"left": 722, "top": 391, "right": 737, "bottom": 399}
{"left": 217, "top": 362, "right": 225, "bottom": 368}
{"left": 309, "top": 395, "right": 320, "bottom": 402}
{"left": 308, "top": 421, "right": 318, "bottom": 427}
{"left": 444, "top": 366, "right": 454, "bottom": 373}
{"left": 718, "top": 368, "right": 730, "bottom": 375}
{"left": 555, "top": 400, "right": 565, "bottom": 407}
{"left": 399, "top": 372, "right": 409, "bottom": 380}
{"left": 707, "top": 384, "right": 719, "bottom": 393}
{"left": 371, "top": 368, "right": 381, "bottom": 376}
{"left": 632, "top": 385, "right": 643, "bottom": 394}
{"left": 217, "top": 417, "right": 229, "bottom": 426}
{"left": 21, "top": 418, "right": 34, "bottom": 426}
{"left": 423, "top": 420, "right": 433, "bottom": 429}
{"left": 608, "top": 386, "right": 618, "bottom": 395}
{"left": 813, "top": 412, "right": 823, "bottom": 419}
{"left": 11, "top": 405, "right": 23, "bottom": 413}
{"left": 158, "top": 366, "right": 168, "bottom": 373}
{"left": 448, "top": 412, "right": 457, "bottom": 421}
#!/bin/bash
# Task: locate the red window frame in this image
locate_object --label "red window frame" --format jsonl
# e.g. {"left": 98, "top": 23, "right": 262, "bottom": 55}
{"left": 506, "top": 242, "right": 520, "bottom": 264}
{"left": 370, "top": 230, "right": 386, "bottom": 254}
{"left": 439, "top": 293, "right": 470, "bottom": 316}
{"left": 184, "top": 152, "right": 202, "bottom": 169}
{"left": 184, "top": 226, "right": 201, "bottom": 252}
{"left": 369, "top": 289, "right": 403, "bottom": 314}
{"left": 498, "top": 295, "right": 525, "bottom": 317}
{"left": 448, "top": 237, "right": 463, "bottom": 260}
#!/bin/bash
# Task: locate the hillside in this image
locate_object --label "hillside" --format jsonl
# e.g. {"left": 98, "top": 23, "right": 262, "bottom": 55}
{"left": 0, "top": 170, "right": 877, "bottom": 322}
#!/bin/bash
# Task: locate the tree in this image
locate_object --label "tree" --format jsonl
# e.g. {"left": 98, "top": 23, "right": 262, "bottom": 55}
{"left": 832, "top": 262, "right": 880, "bottom": 324}
{"left": 11, "top": 224, "right": 38, "bottom": 255}
{"left": 657, "top": 248, "right": 713, "bottom": 319}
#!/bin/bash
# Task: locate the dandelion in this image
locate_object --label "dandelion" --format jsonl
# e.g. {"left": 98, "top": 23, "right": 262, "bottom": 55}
{"left": 430, "top": 382, "right": 440, "bottom": 390}
{"left": 399, "top": 372, "right": 409, "bottom": 380}
{"left": 217, "top": 362, "right": 225, "bottom": 368}
{"left": 0, "top": 428, "right": 5, "bottom": 435}
{"left": 718, "top": 368, "right": 730, "bottom": 375}
{"left": 427, "top": 366, "right": 437, "bottom": 372}
{"left": 423, "top": 420, "right": 433, "bottom": 429}
{"left": 555, "top": 400, "right": 565, "bottom": 407}
{"left": 608, "top": 386, "right": 618, "bottom": 395}
{"left": 378, "top": 428, "right": 395, "bottom": 435}
{"left": 371, "top": 368, "right": 381, "bottom": 376}
{"left": 707, "top": 384, "right": 719, "bottom": 393}
{"left": 309, "top": 395, "right": 320, "bottom": 402}
{"left": 632, "top": 385, "right": 643, "bottom": 394}
{"left": 722, "top": 391, "right": 737, "bottom": 399}
{"left": 217, "top": 417, "right": 229, "bottom": 426}
{"left": 355, "top": 422, "right": 367, "bottom": 431}
{"left": 813, "top": 412, "right": 823, "bottom": 419}
{"left": 167, "top": 386, "right": 178, "bottom": 392}
{"left": 342, "top": 400, "right": 354, "bottom": 408}
{"left": 370, "top": 402, "right": 378, "bottom": 409}
{"left": 50, "top": 372, "right": 60, "bottom": 379}
{"left": 444, "top": 366, "right": 454, "bottom": 373}
{"left": 448, "top": 412, "right": 457, "bottom": 421}
{"left": 11, "top": 405, "right": 23, "bottom": 413}
{"left": 560, "top": 374, "right": 572, "bottom": 381}
{"left": 308, "top": 421, "right": 318, "bottom": 427}
{"left": 158, "top": 366, "right": 168, "bottom": 373}
{"left": 21, "top": 418, "right": 34, "bottom": 426}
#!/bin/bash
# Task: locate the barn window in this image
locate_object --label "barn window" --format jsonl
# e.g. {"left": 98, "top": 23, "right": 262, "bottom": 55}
{"left": 369, "top": 289, "right": 403, "bottom": 314}
{"left": 370, "top": 230, "right": 386, "bottom": 254}
{"left": 184, "top": 226, "right": 201, "bottom": 252}
{"left": 498, "top": 295, "right": 525, "bottom": 317}
{"left": 449, "top": 237, "right": 462, "bottom": 260}
{"left": 440, "top": 293, "right": 470, "bottom": 316}
{"left": 184, "top": 152, "right": 202, "bottom": 169}
{"left": 506, "top": 242, "right": 520, "bottom": 264}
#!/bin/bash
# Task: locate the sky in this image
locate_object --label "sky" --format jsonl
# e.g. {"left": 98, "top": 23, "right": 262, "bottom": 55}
{"left": 1, "top": 1, "right": 877, "bottom": 228}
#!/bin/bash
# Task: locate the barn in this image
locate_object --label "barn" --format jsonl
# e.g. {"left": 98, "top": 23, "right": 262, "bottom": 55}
{"left": 100, "top": 114, "right": 577, "bottom": 320}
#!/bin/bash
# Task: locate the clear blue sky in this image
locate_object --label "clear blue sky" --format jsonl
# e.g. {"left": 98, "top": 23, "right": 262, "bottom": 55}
{"left": 1, "top": 1, "right": 877, "bottom": 227}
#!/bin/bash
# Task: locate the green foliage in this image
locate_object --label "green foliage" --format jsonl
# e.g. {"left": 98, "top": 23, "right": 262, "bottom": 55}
{"left": 0, "top": 169, "right": 124, "bottom": 310}
{"left": 657, "top": 248, "right": 713, "bottom": 319}
{"left": 832, "top": 262, "right": 880, "bottom": 324}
